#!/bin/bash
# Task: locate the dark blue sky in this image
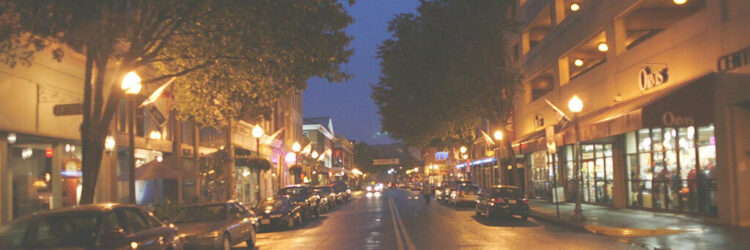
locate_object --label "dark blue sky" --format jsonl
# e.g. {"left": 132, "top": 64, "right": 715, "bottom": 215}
{"left": 303, "top": 0, "right": 419, "bottom": 145}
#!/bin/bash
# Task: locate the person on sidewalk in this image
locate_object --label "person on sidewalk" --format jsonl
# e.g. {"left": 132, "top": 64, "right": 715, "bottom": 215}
{"left": 422, "top": 181, "right": 433, "bottom": 204}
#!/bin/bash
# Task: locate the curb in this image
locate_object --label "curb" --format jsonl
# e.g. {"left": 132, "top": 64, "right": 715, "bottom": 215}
{"left": 529, "top": 209, "right": 700, "bottom": 237}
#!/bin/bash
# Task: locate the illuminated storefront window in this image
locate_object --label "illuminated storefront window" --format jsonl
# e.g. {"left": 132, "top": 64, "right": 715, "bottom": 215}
{"left": 625, "top": 125, "right": 717, "bottom": 216}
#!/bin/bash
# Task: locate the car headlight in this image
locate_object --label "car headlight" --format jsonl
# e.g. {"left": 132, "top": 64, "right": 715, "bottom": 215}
{"left": 367, "top": 186, "right": 372, "bottom": 191}
{"left": 265, "top": 209, "right": 272, "bottom": 214}
{"left": 347, "top": 189, "right": 351, "bottom": 194}
{"left": 198, "top": 230, "right": 221, "bottom": 239}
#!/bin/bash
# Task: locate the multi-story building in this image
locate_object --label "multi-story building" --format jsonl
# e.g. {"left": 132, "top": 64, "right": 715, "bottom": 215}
{"left": 303, "top": 117, "right": 336, "bottom": 183}
{"left": 0, "top": 45, "right": 305, "bottom": 224}
{"left": 508, "top": 0, "right": 750, "bottom": 226}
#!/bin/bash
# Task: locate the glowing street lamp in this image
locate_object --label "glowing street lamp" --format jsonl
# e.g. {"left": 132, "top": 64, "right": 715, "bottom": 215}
{"left": 121, "top": 71, "right": 142, "bottom": 204}
{"left": 568, "top": 95, "right": 585, "bottom": 221}
{"left": 311, "top": 151, "right": 319, "bottom": 159}
{"left": 292, "top": 141, "right": 301, "bottom": 153}
{"left": 459, "top": 146, "right": 467, "bottom": 154}
{"left": 493, "top": 130, "right": 504, "bottom": 141}
{"left": 252, "top": 125, "right": 263, "bottom": 157}
{"left": 673, "top": 0, "right": 687, "bottom": 5}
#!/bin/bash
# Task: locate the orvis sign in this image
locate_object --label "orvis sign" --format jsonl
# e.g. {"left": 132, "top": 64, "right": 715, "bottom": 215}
{"left": 639, "top": 66, "right": 669, "bottom": 91}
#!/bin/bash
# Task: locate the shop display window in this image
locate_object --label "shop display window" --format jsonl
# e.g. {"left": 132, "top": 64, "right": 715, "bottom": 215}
{"left": 624, "top": 124, "right": 717, "bottom": 216}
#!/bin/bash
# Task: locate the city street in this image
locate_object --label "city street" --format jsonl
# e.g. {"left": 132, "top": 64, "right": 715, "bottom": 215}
{"left": 242, "top": 190, "right": 641, "bottom": 250}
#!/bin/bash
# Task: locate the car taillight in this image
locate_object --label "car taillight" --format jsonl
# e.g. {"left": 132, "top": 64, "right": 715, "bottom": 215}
{"left": 493, "top": 198, "right": 505, "bottom": 203}
{"left": 522, "top": 198, "right": 529, "bottom": 204}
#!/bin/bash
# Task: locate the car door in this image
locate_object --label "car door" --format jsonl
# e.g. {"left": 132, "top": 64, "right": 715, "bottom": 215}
{"left": 226, "top": 203, "right": 251, "bottom": 245}
{"left": 117, "top": 208, "right": 166, "bottom": 250}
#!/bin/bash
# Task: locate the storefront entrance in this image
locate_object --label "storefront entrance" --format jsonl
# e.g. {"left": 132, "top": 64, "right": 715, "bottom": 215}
{"left": 625, "top": 126, "right": 717, "bottom": 216}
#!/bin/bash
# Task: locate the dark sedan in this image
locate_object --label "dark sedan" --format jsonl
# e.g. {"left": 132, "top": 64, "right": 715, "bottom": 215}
{"left": 312, "top": 185, "right": 337, "bottom": 210}
{"left": 278, "top": 185, "right": 320, "bottom": 220}
{"left": 0, "top": 203, "right": 182, "bottom": 250}
{"left": 254, "top": 197, "right": 304, "bottom": 230}
{"left": 172, "top": 201, "right": 256, "bottom": 250}
{"left": 475, "top": 185, "right": 530, "bottom": 220}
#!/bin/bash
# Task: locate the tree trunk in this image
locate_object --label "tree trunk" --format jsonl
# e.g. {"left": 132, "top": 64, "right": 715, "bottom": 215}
{"left": 79, "top": 48, "right": 119, "bottom": 204}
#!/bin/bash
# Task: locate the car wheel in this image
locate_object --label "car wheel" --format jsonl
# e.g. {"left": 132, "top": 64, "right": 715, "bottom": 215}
{"left": 287, "top": 216, "right": 295, "bottom": 228}
{"left": 315, "top": 206, "right": 321, "bottom": 218}
{"left": 486, "top": 208, "right": 492, "bottom": 218}
{"left": 297, "top": 213, "right": 303, "bottom": 225}
{"left": 475, "top": 206, "right": 481, "bottom": 216}
{"left": 222, "top": 234, "right": 231, "bottom": 250}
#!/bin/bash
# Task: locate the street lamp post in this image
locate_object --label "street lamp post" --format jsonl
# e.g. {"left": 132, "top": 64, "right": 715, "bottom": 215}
{"left": 121, "top": 72, "right": 142, "bottom": 204}
{"left": 493, "top": 130, "right": 503, "bottom": 185}
{"left": 568, "top": 95, "right": 585, "bottom": 221}
{"left": 252, "top": 124, "right": 263, "bottom": 204}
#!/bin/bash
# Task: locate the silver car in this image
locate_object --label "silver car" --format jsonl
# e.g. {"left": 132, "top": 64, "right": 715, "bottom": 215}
{"left": 449, "top": 184, "right": 481, "bottom": 206}
{"left": 172, "top": 201, "right": 256, "bottom": 250}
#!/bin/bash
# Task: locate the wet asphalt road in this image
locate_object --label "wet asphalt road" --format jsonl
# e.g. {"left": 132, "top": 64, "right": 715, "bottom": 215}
{"left": 238, "top": 189, "right": 642, "bottom": 250}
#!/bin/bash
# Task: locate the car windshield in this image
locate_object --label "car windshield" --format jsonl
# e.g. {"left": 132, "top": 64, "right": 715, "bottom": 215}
{"left": 261, "top": 200, "right": 286, "bottom": 209}
{"left": 278, "top": 187, "right": 304, "bottom": 196}
{"left": 312, "top": 187, "right": 331, "bottom": 194}
{"left": 0, "top": 212, "right": 100, "bottom": 249}
{"left": 173, "top": 204, "right": 227, "bottom": 223}
{"left": 492, "top": 187, "right": 523, "bottom": 198}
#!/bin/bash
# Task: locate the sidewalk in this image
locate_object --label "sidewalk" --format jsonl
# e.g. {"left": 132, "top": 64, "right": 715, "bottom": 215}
{"left": 529, "top": 200, "right": 750, "bottom": 249}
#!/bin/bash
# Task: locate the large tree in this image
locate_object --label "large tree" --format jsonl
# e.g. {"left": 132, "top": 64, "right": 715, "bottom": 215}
{"left": 373, "top": 0, "right": 520, "bottom": 156}
{"left": 0, "top": 0, "right": 353, "bottom": 204}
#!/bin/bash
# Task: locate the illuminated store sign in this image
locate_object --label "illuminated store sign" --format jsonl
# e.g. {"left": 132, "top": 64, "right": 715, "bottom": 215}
{"left": 639, "top": 66, "right": 669, "bottom": 91}
{"left": 717, "top": 46, "right": 750, "bottom": 72}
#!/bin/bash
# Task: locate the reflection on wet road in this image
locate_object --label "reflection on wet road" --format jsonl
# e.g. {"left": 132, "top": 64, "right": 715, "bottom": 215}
{"left": 239, "top": 189, "right": 642, "bottom": 249}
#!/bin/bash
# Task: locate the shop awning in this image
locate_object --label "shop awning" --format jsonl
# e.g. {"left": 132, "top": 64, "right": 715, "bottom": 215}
{"left": 561, "top": 74, "right": 715, "bottom": 143}
{"left": 120, "top": 155, "right": 198, "bottom": 181}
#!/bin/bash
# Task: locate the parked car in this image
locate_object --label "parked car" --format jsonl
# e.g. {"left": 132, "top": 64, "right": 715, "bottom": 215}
{"left": 0, "top": 203, "right": 182, "bottom": 250}
{"left": 254, "top": 196, "right": 304, "bottom": 230}
{"left": 278, "top": 185, "right": 320, "bottom": 220}
{"left": 449, "top": 183, "right": 481, "bottom": 206}
{"left": 388, "top": 181, "right": 399, "bottom": 189}
{"left": 172, "top": 201, "right": 256, "bottom": 250}
{"left": 410, "top": 182, "right": 422, "bottom": 191}
{"left": 331, "top": 181, "right": 352, "bottom": 202}
{"left": 312, "top": 185, "right": 337, "bottom": 210}
{"left": 475, "top": 185, "right": 530, "bottom": 220}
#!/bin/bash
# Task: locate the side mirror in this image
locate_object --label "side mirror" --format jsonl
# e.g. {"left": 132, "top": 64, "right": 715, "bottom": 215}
{"left": 102, "top": 227, "right": 126, "bottom": 242}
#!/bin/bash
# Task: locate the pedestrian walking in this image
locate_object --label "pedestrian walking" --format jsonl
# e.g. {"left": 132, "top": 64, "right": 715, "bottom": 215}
{"left": 422, "top": 181, "right": 432, "bottom": 204}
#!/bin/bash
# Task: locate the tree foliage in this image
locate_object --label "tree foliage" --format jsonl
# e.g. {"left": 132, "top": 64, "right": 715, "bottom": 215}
{"left": 372, "top": 0, "right": 521, "bottom": 149}
{"left": 0, "top": 0, "right": 354, "bottom": 203}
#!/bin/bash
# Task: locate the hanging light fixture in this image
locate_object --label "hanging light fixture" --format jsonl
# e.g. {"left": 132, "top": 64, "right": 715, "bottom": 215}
{"left": 570, "top": 2, "right": 581, "bottom": 12}
{"left": 7, "top": 133, "right": 17, "bottom": 144}
{"left": 597, "top": 42, "right": 609, "bottom": 52}
{"left": 574, "top": 58, "right": 584, "bottom": 67}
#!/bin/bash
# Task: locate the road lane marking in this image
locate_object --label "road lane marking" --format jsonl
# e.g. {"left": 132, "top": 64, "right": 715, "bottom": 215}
{"left": 389, "top": 198, "right": 416, "bottom": 250}
{"left": 388, "top": 198, "right": 405, "bottom": 250}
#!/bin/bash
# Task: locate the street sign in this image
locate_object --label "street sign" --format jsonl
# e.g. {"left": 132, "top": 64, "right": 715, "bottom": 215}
{"left": 373, "top": 158, "right": 399, "bottom": 166}
{"left": 53, "top": 103, "right": 83, "bottom": 116}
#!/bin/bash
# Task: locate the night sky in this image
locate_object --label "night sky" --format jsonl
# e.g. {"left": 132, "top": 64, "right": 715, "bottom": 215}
{"left": 303, "top": 0, "right": 420, "bottom": 145}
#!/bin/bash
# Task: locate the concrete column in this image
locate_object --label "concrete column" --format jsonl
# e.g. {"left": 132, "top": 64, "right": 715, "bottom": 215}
{"left": 51, "top": 143, "right": 63, "bottom": 209}
{"left": 0, "top": 137, "right": 9, "bottom": 225}
{"left": 612, "top": 135, "right": 627, "bottom": 209}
